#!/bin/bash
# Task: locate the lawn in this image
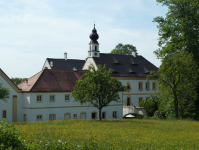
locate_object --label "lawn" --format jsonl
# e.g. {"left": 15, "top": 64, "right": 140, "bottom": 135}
{"left": 13, "top": 119, "right": 199, "bottom": 149}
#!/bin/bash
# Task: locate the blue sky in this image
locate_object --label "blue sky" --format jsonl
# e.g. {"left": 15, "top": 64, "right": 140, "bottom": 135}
{"left": 0, "top": 0, "right": 168, "bottom": 78}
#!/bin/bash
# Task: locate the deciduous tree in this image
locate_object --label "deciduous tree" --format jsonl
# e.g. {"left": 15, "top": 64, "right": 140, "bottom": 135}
{"left": 0, "top": 83, "right": 11, "bottom": 101}
{"left": 71, "top": 64, "right": 127, "bottom": 121}
{"left": 110, "top": 43, "right": 138, "bottom": 55}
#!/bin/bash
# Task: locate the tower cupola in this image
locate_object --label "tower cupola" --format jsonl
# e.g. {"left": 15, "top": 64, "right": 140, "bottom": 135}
{"left": 88, "top": 24, "right": 100, "bottom": 58}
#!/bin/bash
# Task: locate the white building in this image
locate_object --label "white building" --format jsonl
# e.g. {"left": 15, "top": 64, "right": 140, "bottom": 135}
{"left": 0, "top": 25, "right": 158, "bottom": 122}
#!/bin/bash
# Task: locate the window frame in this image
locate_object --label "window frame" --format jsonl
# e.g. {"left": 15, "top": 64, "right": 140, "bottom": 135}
{"left": 49, "top": 95, "right": 56, "bottom": 102}
{"left": 23, "top": 114, "right": 27, "bottom": 122}
{"left": 139, "top": 97, "right": 143, "bottom": 104}
{"left": 80, "top": 112, "right": 86, "bottom": 119}
{"left": 36, "top": 115, "right": 43, "bottom": 121}
{"left": 152, "top": 82, "right": 157, "bottom": 90}
{"left": 49, "top": 114, "right": 56, "bottom": 121}
{"left": 145, "top": 82, "right": 150, "bottom": 91}
{"left": 65, "top": 94, "right": 70, "bottom": 102}
{"left": 126, "top": 81, "right": 132, "bottom": 92}
{"left": 64, "top": 112, "right": 71, "bottom": 119}
{"left": 73, "top": 114, "right": 77, "bottom": 119}
{"left": 2, "top": 110, "right": 6, "bottom": 119}
{"left": 36, "top": 95, "right": 43, "bottom": 103}
{"left": 91, "top": 111, "right": 97, "bottom": 119}
{"left": 112, "top": 111, "right": 117, "bottom": 119}
{"left": 138, "top": 82, "right": 143, "bottom": 91}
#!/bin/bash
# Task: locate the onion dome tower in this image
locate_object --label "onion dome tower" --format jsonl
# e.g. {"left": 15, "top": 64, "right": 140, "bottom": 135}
{"left": 88, "top": 24, "right": 100, "bottom": 57}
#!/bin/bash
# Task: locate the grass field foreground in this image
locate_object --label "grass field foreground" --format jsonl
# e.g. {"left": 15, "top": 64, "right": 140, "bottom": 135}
{"left": 14, "top": 119, "right": 199, "bottom": 149}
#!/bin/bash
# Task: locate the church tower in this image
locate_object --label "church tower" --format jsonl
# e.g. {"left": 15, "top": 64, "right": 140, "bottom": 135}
{"left": 88, "top": 24, "right": 100, "bottom": 57}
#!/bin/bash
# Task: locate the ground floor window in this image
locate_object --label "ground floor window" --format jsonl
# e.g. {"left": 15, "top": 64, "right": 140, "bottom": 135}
{"left": 2, "top": 110, "right": 6, "bottom": 119}
{"left": 49, "top": 114, "right": 56, "bottom": 121}
{"left": 37, "top": 115, "right": 43, "bottom": 121}
{"left": 102, "top": 112, "right": 106, "bottom": 119}
{"left": 80, "top": 112, "right": 86, "bottom": 119}
{"left": 139, "top": 97, "right": 143, "bottom": 103}
{"left": 23, "top": 114, "right": 27, "bottom": 122}
{"left": 73, "top": 114, "right": 77, "bottom": 119}
{"left": 91, "top": 112, "right": 97, "bottom": 119}
{"left": 64, "top": 113, "right": 71, "bottom": 119}
{"left": 113, "top": 111, "right": 117, "bottom": 118}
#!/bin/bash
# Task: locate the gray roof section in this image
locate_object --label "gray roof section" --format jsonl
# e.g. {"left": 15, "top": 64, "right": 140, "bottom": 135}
{"left": 92, "top": 53, "right": 159, "bottom": 77}
{"left": 47, "top": 58, "right": 85, "bottom": 70}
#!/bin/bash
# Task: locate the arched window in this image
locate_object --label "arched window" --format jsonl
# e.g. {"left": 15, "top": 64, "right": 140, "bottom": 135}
{"left": 127, "top": 97, "right": 130, "bottom": 106}
{"left": 90, "top": 46, "right": 91, "bottom": 51}
{"left": 95, "top": 46, "right": 97, "bottom": 51}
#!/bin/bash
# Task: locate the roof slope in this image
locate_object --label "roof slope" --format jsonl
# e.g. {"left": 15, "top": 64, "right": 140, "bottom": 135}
{"left": 47, "top": 58, "right": 85, "bottom": 70}
{"left": 18, "top": 69, "right": 86, "bottom": 92}
{"left": 93, "top": 53, "right": 158, "bottom": 77}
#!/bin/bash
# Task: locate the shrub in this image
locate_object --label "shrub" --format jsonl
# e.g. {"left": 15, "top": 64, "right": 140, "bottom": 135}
{"left": 0, "top": 118, "right": 25, "bottom": 149}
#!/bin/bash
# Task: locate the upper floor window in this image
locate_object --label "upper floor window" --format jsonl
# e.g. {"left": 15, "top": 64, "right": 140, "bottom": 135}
{"left": 139, "top": 97, "right": 143, "bottom": 103}
{"left": 65, "top": 94, "right": 70, "bottom": 102}
{"left": 145, "top": 82, "right": 150, "bottom": 91}
{"left": 138, "top": 82, "right": 143, "bottom": 91}
{"left": 152, "top": 82, "right": 156, "bottom": 90}
{"left": 37, "top": 95, "right": 43, "bottom": 103}
{"left": 126, "top": 81, "right": 131, "bottom": 92}
{"left": 50, "top": 95, "right": 55, "bottom": 102}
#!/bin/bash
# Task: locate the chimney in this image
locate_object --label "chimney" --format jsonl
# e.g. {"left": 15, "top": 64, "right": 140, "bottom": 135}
{"left": 64, "top": 52, "right": 67, "bottom": 61}
{"left": 73, "top": 67, "right": 77, "bottom": 72}
{"left": 13, "top": 81, "right": 16, "bottom": 84}
{"left": 50, "top": 61, "right": 53, "bottom": 67}
{"left": 132, "top": 50, "right": 136, "bottom": 57}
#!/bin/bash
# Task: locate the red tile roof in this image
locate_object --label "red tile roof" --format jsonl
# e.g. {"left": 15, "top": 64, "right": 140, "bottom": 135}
{"left": 17, "top": 69, "right": 86, "bottom": 92}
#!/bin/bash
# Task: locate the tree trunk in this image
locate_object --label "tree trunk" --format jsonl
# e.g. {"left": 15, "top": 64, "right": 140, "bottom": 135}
{"left": 174, "top": 92, "right": 178, "bottom": 119}
{"left": 99, "top": 108, "right": 102, "bottom": 121}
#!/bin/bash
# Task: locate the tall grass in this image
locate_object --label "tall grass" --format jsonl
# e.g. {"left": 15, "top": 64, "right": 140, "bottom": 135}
{"left": 13, "top": 119, "right": 199, "bottom": 149}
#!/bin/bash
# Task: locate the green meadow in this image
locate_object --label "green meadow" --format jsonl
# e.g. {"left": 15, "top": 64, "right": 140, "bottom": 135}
{"left": 8, "top": 119, "right": 199, "bottom": 149}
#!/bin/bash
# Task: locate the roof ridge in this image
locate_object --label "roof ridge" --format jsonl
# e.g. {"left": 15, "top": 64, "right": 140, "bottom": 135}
{"left": 47, "top": 58, "right": 85, "bottom": 61}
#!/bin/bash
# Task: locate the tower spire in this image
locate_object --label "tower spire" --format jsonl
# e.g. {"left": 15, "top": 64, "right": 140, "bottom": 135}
{"left": 88, "top": 24, "right": 100, "bottom": 58}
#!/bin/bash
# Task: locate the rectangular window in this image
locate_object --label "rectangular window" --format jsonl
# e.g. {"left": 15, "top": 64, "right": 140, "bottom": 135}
{"left": 146, "top": 82, "right": 150, "bottom": 91}
{"left": 102, "top": 112, "right": 106, "bottom": 119}
{"left": 24, "top": 114, "right": 26, "bottom": 122}
{"left": 138, "top": 82, "right": 143, "bottom": 91}
{"left": 49, "top": 114, "right": 56, "bottom": 121}
{"left": 37, "top": 115, "right": 43, "bottom": 121}
{"left": 91, "top": 112, "right": 97, "bottom": 119}
{"left": 139, "top": 97, "right": 143, "bottom": 103}
{"left": 73, "top": 114, "right": 77, "bottom": 119}
{"left": 50, "top": 95, "right": 55, "bottom": 102}
{"left": 64, "top": 113, "right": 70, "bottom": 119}
{"left": 37, "top": 95, "right": 42, "bottom": 103}
{"left": 65, "top": 94, "right": 70, "bottom": 101}
{"left": 152, "top": 82, "right": 156, "bottom": 90}
{"left": 113, "top": 111, "right": 117, "bottom": 118}
{"left": 2, "top": 110, "right": 6, "bottom": 119}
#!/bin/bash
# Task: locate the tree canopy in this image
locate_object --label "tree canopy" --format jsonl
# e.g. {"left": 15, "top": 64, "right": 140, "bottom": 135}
{"left": 0, "top": 83, "right": 11, "bottom": 101}
{"left": 110, "top": 43, "right": 138, "bottom": 55}
{"left": 11, "top": 78, "right": 27, "bottom": 85}
{"left": 71, "top": 64, "right": 127, "bottom": 121}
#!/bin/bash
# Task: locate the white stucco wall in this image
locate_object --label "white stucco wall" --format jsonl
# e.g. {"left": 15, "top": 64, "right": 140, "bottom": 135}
{"left": 0, "top": 75, "right": 23, "bottom": 122}
{"left": 42, "top": 60, "right": 51, "bottom": 69}
{"left": 82, "top": 58, "right": 98, "bottom": 70}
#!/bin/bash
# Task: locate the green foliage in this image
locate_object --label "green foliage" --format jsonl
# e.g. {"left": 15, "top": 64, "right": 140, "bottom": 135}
{"left": 139, "top": 95, "right": 159, "bottom": 116}
{"left": 148, "top": 52, "right": 198, "bottom": 119}
{"left": 110, "top": 43, "right": 138, "bottom": 55}
{"left": 72, "top": 64, "right": 127, "bottom": 120}
{"left": 11, "top": 77, "right": 28, "bottom": 85}
{"left": 0, "top": 83, "right": 11, "bottom": 101}
{"left": 0, "top": 118, "right": 25, "bottom": 149}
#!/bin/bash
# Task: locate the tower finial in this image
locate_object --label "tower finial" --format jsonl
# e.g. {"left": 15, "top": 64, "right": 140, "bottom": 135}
{"left": 94, "top": 21, "right": 95, "bottom": 27}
